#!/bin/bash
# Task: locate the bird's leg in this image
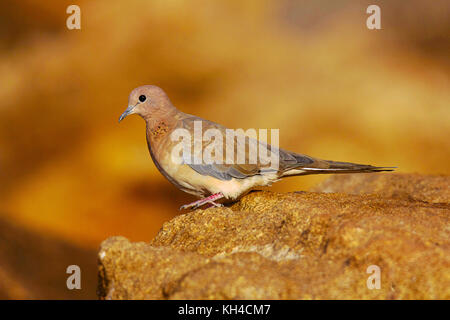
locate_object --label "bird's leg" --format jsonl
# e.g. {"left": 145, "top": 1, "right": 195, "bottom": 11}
{"left": 180, "top": 193, "right": 224, "bottom": 210}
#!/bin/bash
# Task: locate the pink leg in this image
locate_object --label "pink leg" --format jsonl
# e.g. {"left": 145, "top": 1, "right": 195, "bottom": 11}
{"left": 180, "top": 193, "right": 224, "bottom": 210}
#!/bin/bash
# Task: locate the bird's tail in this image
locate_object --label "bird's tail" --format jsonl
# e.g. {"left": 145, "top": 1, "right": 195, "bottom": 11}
{"left": 282, "top": 159, "right": 396, "bottom": 177}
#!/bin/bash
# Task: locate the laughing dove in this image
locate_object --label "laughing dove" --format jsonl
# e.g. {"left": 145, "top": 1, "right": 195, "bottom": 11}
{"left": 119, "top": 85, "right": 395, "bottom": 210}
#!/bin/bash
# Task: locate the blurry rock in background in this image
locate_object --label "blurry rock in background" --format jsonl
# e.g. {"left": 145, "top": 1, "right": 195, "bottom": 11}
{"left": 0, "top": 217, "right": 96, "bottom": 299}
{"left": 0, "top": 0, "right": 448, "bottom": 298}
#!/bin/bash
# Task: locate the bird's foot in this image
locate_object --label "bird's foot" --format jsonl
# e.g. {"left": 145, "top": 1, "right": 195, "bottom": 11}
{"left": 180, "top": 193, "right": 224, "bottom": 210}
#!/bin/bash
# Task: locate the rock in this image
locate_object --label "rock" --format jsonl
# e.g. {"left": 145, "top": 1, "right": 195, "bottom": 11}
{"left": 98, "top": 173, "right": 450, "bottom": 299}
{"left": 312, "top": 173, "right": 449, "bottom": 204}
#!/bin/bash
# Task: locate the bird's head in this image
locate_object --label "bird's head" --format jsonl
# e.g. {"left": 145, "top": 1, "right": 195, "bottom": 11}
{"left": 119, "top": 85, "right": 173, "bottom": 122}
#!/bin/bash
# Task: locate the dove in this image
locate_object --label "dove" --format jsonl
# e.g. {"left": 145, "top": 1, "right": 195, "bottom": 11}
{"left": 119, "top": 85, "right": 395, "bottom": 210}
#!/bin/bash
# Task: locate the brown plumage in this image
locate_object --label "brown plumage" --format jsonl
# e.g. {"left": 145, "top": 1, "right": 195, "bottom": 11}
{"left": 119, "top": 85, "right": 395, "bottom": 209}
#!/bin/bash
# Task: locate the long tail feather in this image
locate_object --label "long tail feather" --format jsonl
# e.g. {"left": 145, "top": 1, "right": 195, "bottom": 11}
{"left": 282, "top": 159, "right": 396, "bottom": 176}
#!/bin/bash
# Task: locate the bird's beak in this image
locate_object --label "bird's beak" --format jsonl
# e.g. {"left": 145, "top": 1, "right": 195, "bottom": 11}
{"left": 118, "top": 105, "right": 135, "bottom": 123}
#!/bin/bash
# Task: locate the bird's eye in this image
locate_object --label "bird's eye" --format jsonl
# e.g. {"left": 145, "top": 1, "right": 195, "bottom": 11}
{"left": 139, "top": 95, "right": 146, "bottom": 102}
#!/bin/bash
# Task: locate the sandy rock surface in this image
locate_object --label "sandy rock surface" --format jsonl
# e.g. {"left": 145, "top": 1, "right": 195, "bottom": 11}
{"left": 98, "top": 174, "right": 449, "bottom": 299}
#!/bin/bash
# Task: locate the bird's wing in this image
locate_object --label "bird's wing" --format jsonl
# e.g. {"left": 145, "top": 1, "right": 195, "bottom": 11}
{"left": 177, "top": 116, "right": 273, "bottom": 180}
{"left": 176, "top": 115, "right": 321, "bottom": 180}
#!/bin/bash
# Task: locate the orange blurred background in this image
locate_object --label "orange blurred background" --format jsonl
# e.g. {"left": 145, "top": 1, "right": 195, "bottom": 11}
{"left": 0, "top": 0, "right": 448, "bottom": 298}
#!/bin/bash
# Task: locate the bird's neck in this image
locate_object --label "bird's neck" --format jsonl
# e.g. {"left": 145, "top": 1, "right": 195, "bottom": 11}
{"left": 144, "top": 109, "right": 179, "bottom": 146}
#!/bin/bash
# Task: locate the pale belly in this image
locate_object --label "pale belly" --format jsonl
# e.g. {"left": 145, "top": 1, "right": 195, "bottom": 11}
{"left": 157, "top": 151, "right": 278, "bottom": 200}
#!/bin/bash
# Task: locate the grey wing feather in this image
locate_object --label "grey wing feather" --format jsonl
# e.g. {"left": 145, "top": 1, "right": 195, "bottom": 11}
{"left": 189, "top": 164, "right": 250, "bottom": 180}
{"left": 180, "top": 115, "right": 277, "bottom": 180}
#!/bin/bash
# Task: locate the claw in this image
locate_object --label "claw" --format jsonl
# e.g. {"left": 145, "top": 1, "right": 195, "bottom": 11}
{"left": 209, "top": 201, "right": 223, "bottom": 207}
